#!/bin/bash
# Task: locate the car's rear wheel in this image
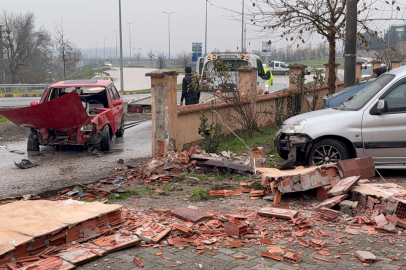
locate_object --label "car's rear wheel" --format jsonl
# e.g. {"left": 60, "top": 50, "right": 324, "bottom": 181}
{"left": 115, "top": 117, "right": 125, "bottom": 137}
{"left": 27, "top": 129, "right": 40, "bottom": 151}
{"left": 306, "top": 138, "right": 350, "bottom": 166}
{"left": 284, "top": 71, "right": 289, "bottom": 75}
{"left": 100, "top": 125, "right": 111, "bottom": 151}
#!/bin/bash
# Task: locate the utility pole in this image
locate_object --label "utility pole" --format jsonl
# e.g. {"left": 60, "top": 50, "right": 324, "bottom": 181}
{"left": 119, "top": 0, "right": 124, "bottom": 91}
{"left": 205, "top": 0, "right": 208, "bottom": 56}
{"left": 94, "top": 42, "right": 99, "bottom": 67}
{"left": 125, "top": 22, "right": 134, "bottom": 65}
{"left": 112, "top": 30, "right": 118, "bottom": 60}
{"left": 89, "top": 46, "right": 92, "bottom": 65}
{"left": 344, "top": 0, "right": 357, "bottom": 87}
{"left": 241, "top": 0, "right": 244, "bottom": 52}
{"left": 0, "top": 25, "right": 4, "bottom": 84}
{"left": 163, "top": 12, "right": 174, "bottom": 59}
{"left": 101, "top": 36, "right": 108, "bottom": 63}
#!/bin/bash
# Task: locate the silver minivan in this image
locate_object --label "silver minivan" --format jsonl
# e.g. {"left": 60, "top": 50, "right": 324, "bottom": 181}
{"left": 274, "top": 65, "right": 406, "bottom": 169}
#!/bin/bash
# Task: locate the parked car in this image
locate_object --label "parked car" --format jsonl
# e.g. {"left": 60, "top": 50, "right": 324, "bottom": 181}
{"left": 274, "top": 66, "right": 406, "bottom": 169}
{"left": 104, "top": 62, "right": 112, "bottom": 67}
{"left": 1, "top": 79, "right": 125, "bottom": 151}
{"left": 92, "top": 74, "right": 112, "bottom": 81}
{"left": 269, "top": 61, "right": 289, "bottom": 75}
{"left": 322, "top": 80, "right": 373, "bottom": 108}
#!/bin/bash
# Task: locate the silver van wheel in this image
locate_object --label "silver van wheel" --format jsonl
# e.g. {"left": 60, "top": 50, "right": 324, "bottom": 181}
{"left": 307, "top": 139, "right": 350, "bottom": 166}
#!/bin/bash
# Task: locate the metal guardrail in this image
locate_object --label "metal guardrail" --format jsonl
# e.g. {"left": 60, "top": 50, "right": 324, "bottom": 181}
{"left": 0, "top": 84, "right": 49, "bottom": 92}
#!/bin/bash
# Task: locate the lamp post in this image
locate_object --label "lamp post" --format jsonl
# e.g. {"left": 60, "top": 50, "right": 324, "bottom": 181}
{"left": 94, "top": 41, "right": 99, "bottom": 66}
{"left": 0, "top": 25, "right": 4, "bottom": 84}
{"left": 241, "top": 0, "right": 244, "bottom": 52}
{"left": 112, "top": 30, "right": 118, "bottom": 59}
{"left": 163, "top": 12, "right": 174, "bottom": 59}
{"left": 101, "top": 36, "right": 108, "bottom": 63}
{"left": 205, "top": 0, "right": 208, "bottom": 56}
{"left": 89, "top": 46, "right": 92, "bottom": 65}
{"left": 125, "top": 22, "right": 134, "bottom": 66}
{"left": 119, "top": 0, "right": 124, "bottom": 91}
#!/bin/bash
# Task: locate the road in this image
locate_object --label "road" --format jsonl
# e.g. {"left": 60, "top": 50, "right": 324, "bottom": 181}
{"left": 0, "top": 119, "right": 153, "bottom": 198}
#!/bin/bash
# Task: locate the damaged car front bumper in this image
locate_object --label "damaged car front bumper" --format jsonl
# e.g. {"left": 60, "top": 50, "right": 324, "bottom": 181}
{"left": 274, "top": 130, "right": 312, "bottom": 164}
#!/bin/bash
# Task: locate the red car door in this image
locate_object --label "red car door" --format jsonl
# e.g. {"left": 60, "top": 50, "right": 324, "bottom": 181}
{"left": 108, "top": 84, "right": 124, "bottom": 133}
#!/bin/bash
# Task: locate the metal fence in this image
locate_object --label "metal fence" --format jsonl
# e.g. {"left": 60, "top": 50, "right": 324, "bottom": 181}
{"left": 0, "top": 84, "right": 49, "bottom": 92}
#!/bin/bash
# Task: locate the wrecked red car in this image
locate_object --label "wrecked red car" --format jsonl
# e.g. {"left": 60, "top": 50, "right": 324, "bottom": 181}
{"left": 1, "top": 80, "right": 125, "bottom": 151}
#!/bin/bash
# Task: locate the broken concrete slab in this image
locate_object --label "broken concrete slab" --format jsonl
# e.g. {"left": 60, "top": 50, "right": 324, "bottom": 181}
{"left": 58, "top": 244, "right": 104, "bottom": 265}
{"left": 314, "top": 194, "right": 348, "bottom": 210}
{"left": 328, "top": 176, "right": 360, "bottom": 197}
{"left": 257, "top": 164, "right": 340, "bottom": 194}
{"left": 134, "top": 221, "right": 171, "bottom": 244}
{"left": 171, "top": 208, "right": 213, "bottom": 223}
{"left": 257, "top": 207, "right": 298, "bottom": 220}
{"left": 17, "top": 257, "right": 75, "bottom": 270}
{"left": 354, "top": 250, "right": 378, "bottom": 263}
{"left": 351, "top": 183, "right": 406, "bottom": 219}
{"left": 337, "top": 157, "right": 375, "bottom": 179}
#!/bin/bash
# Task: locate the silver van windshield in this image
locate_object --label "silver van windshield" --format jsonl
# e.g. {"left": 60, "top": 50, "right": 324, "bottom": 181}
{"left": 339, "top": 74, "right": 395, "bottom": 110}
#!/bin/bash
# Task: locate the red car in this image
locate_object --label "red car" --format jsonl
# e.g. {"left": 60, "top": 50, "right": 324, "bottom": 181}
{"left": 2, "top": 80, "right": 125, "bottom": 151}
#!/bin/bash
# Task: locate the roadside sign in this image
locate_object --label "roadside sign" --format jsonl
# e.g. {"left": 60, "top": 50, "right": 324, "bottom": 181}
{"left": 192, "top": 42, "right": 202, "bottom": 62}
{"left": 174, "top": 60, "right": 177, "bottom": 65}
{"left": 262, "top": 42, "right": 272, "bottom": 55}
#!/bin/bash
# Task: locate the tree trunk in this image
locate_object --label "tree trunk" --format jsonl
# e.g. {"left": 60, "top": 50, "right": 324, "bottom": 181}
{"left": 328, "top": 36, "right": 337, "bottom": 94}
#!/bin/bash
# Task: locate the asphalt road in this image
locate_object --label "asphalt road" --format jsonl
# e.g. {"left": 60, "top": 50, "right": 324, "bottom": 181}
{"left": 0, "top": 120, "right": 153, "bottom": 198}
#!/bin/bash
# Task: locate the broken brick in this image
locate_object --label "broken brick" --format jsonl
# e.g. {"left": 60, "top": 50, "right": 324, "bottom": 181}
{"left": 327, "top": 176, "right": 361, "bottom": 197}
{"left": 337, "top": 157, "right": 375, "bottom": 179}
{"left": 283, "top": 252, "right": 303, "bottom": 263}
{"left": 257, "top": 207, "right": 298, "bottom": 220}
{"left": 262, "top": 251, "right": 281, "bottom": 261}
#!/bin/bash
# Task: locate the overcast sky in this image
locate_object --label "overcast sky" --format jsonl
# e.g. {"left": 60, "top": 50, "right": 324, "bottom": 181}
{"left": 2, "top": 0, "right": 270, "bottom": 58}
{"left": 2, "top": 0, "right": 404, "bottom": 59}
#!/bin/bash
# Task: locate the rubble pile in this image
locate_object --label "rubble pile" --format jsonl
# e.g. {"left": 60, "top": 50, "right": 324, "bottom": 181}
{"left": 2, "top": 153, "right": 406, "bottom": 268}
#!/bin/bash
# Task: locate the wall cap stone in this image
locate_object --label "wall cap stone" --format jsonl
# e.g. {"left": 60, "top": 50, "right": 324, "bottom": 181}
{"left": 145, "top": 69, "right": 179, "bottom": 77}
{"left": 289, "top": 64, "right": 306, "bottom": 69}
{"left": 323, "top": 63, "right": 341, "bottom": 67}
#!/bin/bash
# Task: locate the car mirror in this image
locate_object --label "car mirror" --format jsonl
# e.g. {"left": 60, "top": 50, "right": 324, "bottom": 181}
{"left": 30, "top": 101, "right": 38, "bottom": 106}
{"left": 113, "top": 100, "right": 122, "bottom": 106}
{"left": 371, "top": 99, "right": 388, "bottom": 115}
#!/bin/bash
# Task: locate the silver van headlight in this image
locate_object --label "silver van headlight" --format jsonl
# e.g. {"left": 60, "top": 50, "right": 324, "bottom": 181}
{"left": 80, "top": 124, "right": 94, "bottom": 132}
{"left": 281, "top": 120, "right": 306, "bottom": 134}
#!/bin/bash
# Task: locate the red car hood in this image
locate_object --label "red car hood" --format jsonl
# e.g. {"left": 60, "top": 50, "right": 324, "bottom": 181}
{"left": 1, "top": 92, "right": 91, "bottom": 129}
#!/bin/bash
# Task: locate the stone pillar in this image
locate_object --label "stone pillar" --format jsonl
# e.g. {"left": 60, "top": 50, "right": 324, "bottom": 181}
{"left": 289, "top": 64, "right": 305, "bottom": 91}
{"left": 391, "top": 61, "right": 401, "bottom": 70}
{"left": 371, "top": 61, "right": 381, "bottom": 75}
{"left": 356, "top": 61, "right": 363, "bottom": 82}
{"left": 238, "top": 67, "right": 257, "bottom": 101}
{"left": 323, "top": 64, "right": 340, "bottom": 86}
{"left": 145, "top": 69, "right": 178, "bottom": 156}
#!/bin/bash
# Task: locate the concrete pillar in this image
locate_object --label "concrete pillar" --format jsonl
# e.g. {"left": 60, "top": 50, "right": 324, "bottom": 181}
{"left": 356, "top": 61, "right": 363, "bottom": 82}
{"left": 323, "top": 64, "right": 340, "bottom": 86}
{"left": 145, "top": 69, "right": 178, "bottom": 156}
{"left": 289, "top": 64, "right": 305, "bottom": 91}
{"left": 391, "top": 61, "right": 401, "bottom": 70}
{"left": 238, "top": 67, "right": 257, "bottom": 101}
{"left": 371, "top": 61, "right": 381, "bottom": 75}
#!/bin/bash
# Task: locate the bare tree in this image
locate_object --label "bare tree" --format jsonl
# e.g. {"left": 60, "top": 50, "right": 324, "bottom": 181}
{"left": 54, "top": 19, "right": 77, "bottom": 80}
{"left": 176, "top": 50, "right": 192, "bottom": 68}
{"left": 147, "top": 49, "right": 155, "bottom": 67}
{"left": 1, "top": 11, "right": 52, "bottom": 83}
{"left": 246, "top": 0, "right": 405, "bottom": 93}
{"left": 155, "top": 52, "right": 166, "bottom": 69}
{"left": 373, "top": 45, "right": 406, "bottom": 71}
{"left": 133, "top": 51, "right": 141, "bottom": 66}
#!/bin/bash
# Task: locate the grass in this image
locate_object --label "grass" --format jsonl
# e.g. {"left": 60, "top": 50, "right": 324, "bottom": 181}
{"left": 287, "top": 58, "right": 344, "bottom": 69}
{"left": 0, "top": 113, "right": 7, "bottom": 123}
{"left": 67, "top": 66, "right": 109, "bottom": 80}
{"left": 106, "top": 188, "right": 140, "bottom": 203}
{"left": 217, "top": 125, "right": 284, "bottom": 168}
{"left": 190, "top": 188, "right": 211, "bottom": 201}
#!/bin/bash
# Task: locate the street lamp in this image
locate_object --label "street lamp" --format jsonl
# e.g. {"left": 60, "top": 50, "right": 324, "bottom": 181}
{"left": 112, "top": 30, "right": 118, "bottom": 59}
{"left": 125, "top": 22, "right": 134, "bottom": 66}
{"left": 241, "top": 0, "right": 245, "bottom": 52}
{"left": 94, "top": 41, "right": 99, "bottom": 66}
{"left": 163, "top": 12, "right": 174, "bottom": 59}
{"left": 89, "top": 46, "right": 92, "bottom": 65}
{"left": 138, "top": 48, "right": 142, "bottom": 67}
{"left": 119, "top": 0, "right": 124, "bottom": 91}
{"left": 205, "top": 0, "right": 208, "bottom": 56}
{"left": 101, "top": 36, "right": 108, "bottom": 63}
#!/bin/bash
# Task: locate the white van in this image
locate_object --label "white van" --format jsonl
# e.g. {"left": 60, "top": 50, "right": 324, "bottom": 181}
{"left": 269, "top": 61, "right": 289, "bottom": 75}
{"left": 196, "top": 52, "right": 271, "bottom": 93}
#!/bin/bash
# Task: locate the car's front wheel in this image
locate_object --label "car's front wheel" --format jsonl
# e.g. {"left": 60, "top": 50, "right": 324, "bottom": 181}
{"left": 306, "top": 138, "right": 350, "bottom": 166}
{"left": 100, "top": 125, "right": 111, "bottom": 151}
{"left": 27, "top": 129, "right": 40, "bottom": 151}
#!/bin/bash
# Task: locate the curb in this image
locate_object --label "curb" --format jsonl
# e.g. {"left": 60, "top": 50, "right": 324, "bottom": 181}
{"left": 0, "top": 94, "right": 43, "bottom": 98}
